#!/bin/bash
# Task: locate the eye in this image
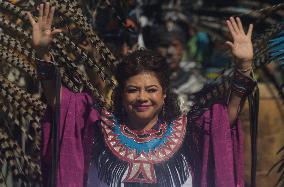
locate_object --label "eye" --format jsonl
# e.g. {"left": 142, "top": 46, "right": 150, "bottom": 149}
{"left": 147, "top": 88, "right": 158, "bottom": 93}
{"left": 126, "top": 88, "right": 138, "bottom": 93}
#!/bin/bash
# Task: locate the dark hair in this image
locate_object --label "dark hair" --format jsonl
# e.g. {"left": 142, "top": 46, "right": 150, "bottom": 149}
{"left": 143, "top": 23, "right": 188, "bottom": 50}
{"left": 112, "top": 49, "right": 181, "bottom": 122}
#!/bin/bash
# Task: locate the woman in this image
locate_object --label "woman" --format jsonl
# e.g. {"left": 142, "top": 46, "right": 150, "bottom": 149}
{"left": 27, "top": 3, "right": 256, "bottom": 187}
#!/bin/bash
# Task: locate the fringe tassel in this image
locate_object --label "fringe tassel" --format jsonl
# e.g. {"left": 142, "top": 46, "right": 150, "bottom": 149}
{"left": 92, "top": 125, "right": 128, "bottom": 187}
{"left": 248, "top": 86, "right": 259, "bottom": 187}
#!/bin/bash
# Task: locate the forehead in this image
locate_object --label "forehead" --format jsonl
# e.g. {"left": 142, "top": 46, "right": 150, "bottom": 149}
{"left": 125, "top": 72, "right": 161, "bottom": 87}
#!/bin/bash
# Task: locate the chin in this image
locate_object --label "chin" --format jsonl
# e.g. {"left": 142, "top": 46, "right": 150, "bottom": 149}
{"left": 169, "top": 62, "right": 179, "bottom": 69}
{"left": 133, "top": 111, "right": 156, "bottom": 121}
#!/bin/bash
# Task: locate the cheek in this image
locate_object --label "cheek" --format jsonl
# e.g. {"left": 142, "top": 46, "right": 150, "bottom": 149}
{"left": 122, "top": 93, "right": 136, "bottom": 107}
{"left": 175, "top": 46, "right": 183, "bottom": 55}
{"left": 151, "top": 93, "right": 165, "bottom": 105}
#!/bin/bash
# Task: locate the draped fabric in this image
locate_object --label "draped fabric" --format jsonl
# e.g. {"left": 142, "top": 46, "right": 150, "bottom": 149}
{"left": 41, "top": 87, "right": 244, "bottom": 187}
{"left": 190, "top": 104, "right": 244, "bottom": 187}
{"left": 41, "top": 86, "right": 100, "bottom": 187}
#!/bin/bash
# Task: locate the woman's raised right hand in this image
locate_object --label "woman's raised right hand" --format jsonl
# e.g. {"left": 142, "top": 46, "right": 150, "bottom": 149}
{"left": 27, "top": 2, "right": 61, "bottom": 57}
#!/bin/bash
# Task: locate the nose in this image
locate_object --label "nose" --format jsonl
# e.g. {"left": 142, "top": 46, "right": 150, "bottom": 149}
{"left": 137, "top": 90, "right": 148, "bottom": 102}
{"left": 167, "top": 45, "right": 176, "bottom": 55}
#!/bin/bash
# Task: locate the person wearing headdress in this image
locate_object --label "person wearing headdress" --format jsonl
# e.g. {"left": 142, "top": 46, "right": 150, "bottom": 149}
{"left": 143, "top": 21, "right": 207, "bottom": 110}
{"left": 28, "top": 3, "right": 256, "bottom": 187}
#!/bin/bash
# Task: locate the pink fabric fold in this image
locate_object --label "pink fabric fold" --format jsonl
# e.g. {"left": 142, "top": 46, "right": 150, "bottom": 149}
{"left": 41, "top": 86, "right": 100, "bottom": 187}
{"left": 192, "top": 103, "right": 244, "bottom": 187}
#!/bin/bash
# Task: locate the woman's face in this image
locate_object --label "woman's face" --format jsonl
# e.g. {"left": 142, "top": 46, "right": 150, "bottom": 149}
{"left": 122, "top": 71, "right": 166, "bottom": 123}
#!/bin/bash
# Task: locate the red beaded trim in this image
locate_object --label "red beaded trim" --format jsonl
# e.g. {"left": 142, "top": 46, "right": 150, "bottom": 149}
{"left": 120, "top": 123, "right": 167, "bottom": 143}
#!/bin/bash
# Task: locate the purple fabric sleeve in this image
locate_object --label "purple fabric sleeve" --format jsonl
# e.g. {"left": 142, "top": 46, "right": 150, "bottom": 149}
{"left": 41, "top": 86, "right": 100, "bottom": 187}
{"left": 191, "top": 103, "right": 244, "bottom": 187}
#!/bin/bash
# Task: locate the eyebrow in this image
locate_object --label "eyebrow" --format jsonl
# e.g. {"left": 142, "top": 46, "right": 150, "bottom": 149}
{"left": 146, "top": 85, "right": 159, "bottom": 89}
{"left": 125, "top": 85, "right": 159, "bottom": 89}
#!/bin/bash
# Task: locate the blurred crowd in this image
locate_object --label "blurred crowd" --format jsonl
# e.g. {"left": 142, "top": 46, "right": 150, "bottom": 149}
{"left": 84, "top": 0, "right": 284, "bottom": 109}
{"left": 2, "top": 0, "right": 284, "bottom": 107}
{"left": 84, "top": 0, "right": 245, "bottom": 108}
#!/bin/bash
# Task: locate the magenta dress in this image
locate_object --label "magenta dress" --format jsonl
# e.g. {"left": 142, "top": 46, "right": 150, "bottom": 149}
{"left": 41, "top": 86, "right": 244, "bottom": 187}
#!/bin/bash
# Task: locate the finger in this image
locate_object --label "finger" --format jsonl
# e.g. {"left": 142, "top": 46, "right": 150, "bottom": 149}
{"left": 230, "top": 17, "right": 240, "bottom": 34}
{"left": 236, "top": 17, "right": 245, "bottom": 35}
{"left": 226, "top": 20, "right": 236, "bottom": 39}
{"left": 247, "top": 24, "right": 253, "bottom": 39}
{"left": 42, "top": 2, "right": 50, "bottom": 24}
{"left": 51, "top": 28, "right": 63, "bottom": 35}
{"left": 225, "top": 41, "right": 234, "bottom": 49}
{"left": 47, "top": 6, "right": 55, "bottom": 26}
{"left": 26, "top": 12, "right": 36, "bottom": 26}
{"left": 38, "top": 4, "right": 44, "bottom": 25}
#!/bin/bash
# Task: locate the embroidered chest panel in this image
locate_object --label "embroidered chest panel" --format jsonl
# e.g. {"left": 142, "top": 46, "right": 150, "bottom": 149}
{"left": 100, "top": 111, "right": 187, "bottom": 184}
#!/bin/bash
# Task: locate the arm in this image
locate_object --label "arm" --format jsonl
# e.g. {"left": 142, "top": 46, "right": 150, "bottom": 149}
{"left": 227, "top": 70, "right": 254, "bottom": 125}
{"left": 225, "top": 17, "right": 255, "bottom": 125}
{"left": 27, "top": 3, "right": 61, "bottom": 107}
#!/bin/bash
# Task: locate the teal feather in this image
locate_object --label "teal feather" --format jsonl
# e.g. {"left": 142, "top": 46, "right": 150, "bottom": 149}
{"left": 270, "top": 49, "right": 284, "bottom": 57}
{"left": 268, "top": 26, "right": 284, "bottom": 65}
{"left": 269, "top": 31, "right": 284, "bottom": 44}
{"left": 269, "top": 44, "right": 284, "bottom": 52}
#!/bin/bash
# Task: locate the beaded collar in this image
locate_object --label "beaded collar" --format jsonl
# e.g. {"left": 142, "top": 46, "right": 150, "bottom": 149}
{"left": 120, "top": 122, "right": 167, "bottom": 143}
{"left": 100, "top": 110, "right": 187, "bottom": 184}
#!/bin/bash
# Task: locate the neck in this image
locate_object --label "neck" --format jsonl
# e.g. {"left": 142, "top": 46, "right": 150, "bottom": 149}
{"left": 126, "top": 115, "right": 159, "bottom": 131}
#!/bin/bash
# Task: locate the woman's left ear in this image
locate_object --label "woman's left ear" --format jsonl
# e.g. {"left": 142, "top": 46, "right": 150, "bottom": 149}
{"left": 163, "top": 94, "right": 166, "bottom": 99}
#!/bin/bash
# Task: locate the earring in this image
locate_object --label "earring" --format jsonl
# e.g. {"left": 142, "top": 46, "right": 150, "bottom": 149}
{"left": 162, "top": 105, "right": 166, "bottom": 119}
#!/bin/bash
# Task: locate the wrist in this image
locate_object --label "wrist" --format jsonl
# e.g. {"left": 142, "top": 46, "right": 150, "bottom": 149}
{"left": 236, "top": 59, "right": 253, "bottom": 73}
{"left": 35, "top": 52, "right": 57, "bottom": 66}
{"left": 236, "top": 66, "right": 253, "bottom": 74}
{"left": 35, "top": 46, "right": 50, "bottom": 59}
{"left": 231, "top": 70, "right": 256, "bottom": 98}
{"left": 36, "top": 52, "right": 50, "bottom": 60}
{"left": 37, "top": 62, "right": 56, "bottom": 80}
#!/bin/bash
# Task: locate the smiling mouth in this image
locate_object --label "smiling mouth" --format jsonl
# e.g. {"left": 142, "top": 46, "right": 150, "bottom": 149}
{"left": 134, "top": 105, "right": 152, "bottom": 112}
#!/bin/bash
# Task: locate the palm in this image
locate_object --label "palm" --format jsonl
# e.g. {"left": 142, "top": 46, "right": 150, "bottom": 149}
{"left": 32, "top": 23, "right": 52, "bottom": 47}
{"left": 226, "top": 17, "right": 254, "bottom": 67}
{"left": 231, "top": 36, "right": 253, "bottom": 61}
{"left": 27, "top": 3, "right": 59, "bottom": 52}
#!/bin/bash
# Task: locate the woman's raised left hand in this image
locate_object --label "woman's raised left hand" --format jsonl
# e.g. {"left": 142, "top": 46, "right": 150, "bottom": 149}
{"left": 226, "top": 17, "right": 254, "bottom": 69}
